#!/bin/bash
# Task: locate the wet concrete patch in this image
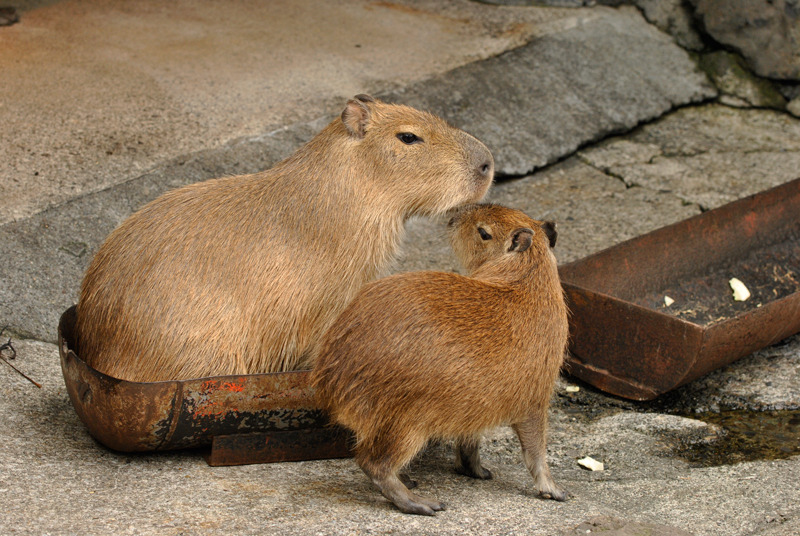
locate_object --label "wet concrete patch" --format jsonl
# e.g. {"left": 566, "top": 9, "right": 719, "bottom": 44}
{"left": 674, "top": 409, "right": 800, "bottom": 467}
{"left": 556, "top": 376, "right": 800, "bottom": 468}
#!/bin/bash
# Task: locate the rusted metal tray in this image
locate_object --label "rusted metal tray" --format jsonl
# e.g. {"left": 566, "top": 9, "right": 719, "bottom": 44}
{"left": 58, "top": 306, "right": 352, "bottom": 465}
{"left": 559, "top": 178, "right": 800, "bottom": 401}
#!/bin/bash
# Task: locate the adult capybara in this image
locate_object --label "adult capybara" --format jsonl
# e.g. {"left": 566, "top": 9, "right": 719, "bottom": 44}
{"left": 77, "top": 95, "right": 494, "bottom": 381}
{"left": 312, "top": 203, "right": 568, "bottom": 515}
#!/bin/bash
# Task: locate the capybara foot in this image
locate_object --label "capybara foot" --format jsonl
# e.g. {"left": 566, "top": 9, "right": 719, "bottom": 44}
{"left": 395, "top": 499, "right": 438, "bottom": 516}
{"left": 455, "top": 463, "right": 493, "bottom": 480}
{"left": 538, "top": 480, "right": 569, "bottom": 502}
{"left": 397, "top": 492, "right": 446, "bottom": 516}
{"left": 410, "top": 492, "right": 446, "bottom": 513}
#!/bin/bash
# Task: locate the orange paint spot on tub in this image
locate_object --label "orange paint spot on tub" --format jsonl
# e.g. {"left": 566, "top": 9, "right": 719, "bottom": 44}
{"left": 221, "top": 382, "right": 245, "bottom": 393}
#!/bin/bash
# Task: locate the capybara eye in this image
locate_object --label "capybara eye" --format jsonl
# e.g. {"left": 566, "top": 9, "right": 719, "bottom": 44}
{"left": 397, "top": 132, "right": 421, "bottom": 145}
{"left": 478, "top": 227, "right": 492, "bottom": 240}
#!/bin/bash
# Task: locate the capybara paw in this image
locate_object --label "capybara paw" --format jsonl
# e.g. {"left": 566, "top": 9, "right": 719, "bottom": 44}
{"left": 455, "top": 464, "right": 493, "bottom": 480}
{"left": 395, "top": 497, "right": 445, "bottom": 516}
{"left": 416, "top": 496, "right": 446, "bottom": 512}
{"left": 539, "top": 486, "right": 569, "bottom": 502}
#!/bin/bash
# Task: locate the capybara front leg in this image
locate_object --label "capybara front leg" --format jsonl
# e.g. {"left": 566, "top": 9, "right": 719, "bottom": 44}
{"left": 454, "top": 436, "right": 492, "bottom": 480}
{"left": 513, "top": 410, "right": 568, "bottom": 501}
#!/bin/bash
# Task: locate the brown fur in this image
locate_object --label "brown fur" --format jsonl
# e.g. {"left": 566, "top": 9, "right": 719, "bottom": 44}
{"left": 311, "top": 203, "right": 568, "bottom": 516}
{"left": 76, "top": 95, "right": 494, "bottom": 381}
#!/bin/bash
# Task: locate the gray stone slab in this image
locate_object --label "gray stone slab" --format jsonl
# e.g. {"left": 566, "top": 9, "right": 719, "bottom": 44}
{"left": 625, "top": 0, "right": 706, "bottom": 51}
{"left": 698, "top": 51, "right": 787, "bottom": 109}
{"left": 485, "top": 159, "right": 702, "bottom": 264}
{"left": 691, "top": 0, "right": 800, "bottom": 81}
{"left": 386, "top": 6, "right": 716, "bottom": 176}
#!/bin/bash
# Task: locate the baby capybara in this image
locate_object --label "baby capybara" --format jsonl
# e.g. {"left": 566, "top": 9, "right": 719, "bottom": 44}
{"left": 312, "top": 203, "right": 568, "bottom": 515}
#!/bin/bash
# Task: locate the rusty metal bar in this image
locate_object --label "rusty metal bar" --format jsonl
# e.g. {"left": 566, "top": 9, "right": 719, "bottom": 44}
{"left": 206, "top": 427, "right": 353, "bottom": 466}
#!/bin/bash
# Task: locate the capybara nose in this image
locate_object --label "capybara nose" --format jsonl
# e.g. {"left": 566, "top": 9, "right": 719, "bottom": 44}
{"left": 462, "top": 132, "right": 494, "bottom": 184}
{"left": 477, "top": 156, "right": 494, "bottom": 182}
{"left": 472, "top": 157, "right": 494, "bottom": 188}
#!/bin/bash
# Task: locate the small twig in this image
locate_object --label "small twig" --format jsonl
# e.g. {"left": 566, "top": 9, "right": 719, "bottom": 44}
{"left": 1, "top": 354, "right": 42, "bottom": 388}
{"left": 0, "top": 327, "right": 42, "bottom": 388}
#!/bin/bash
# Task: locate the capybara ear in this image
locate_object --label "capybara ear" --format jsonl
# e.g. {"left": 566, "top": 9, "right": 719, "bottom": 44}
{"left": 542, "top": 221, "right": 557, "bottom": 248}
{"left": 342, "top": 95, "right": 373, "bottom": 139}
{"left": 508, "top": 228, "right": 534, "bottom": 253}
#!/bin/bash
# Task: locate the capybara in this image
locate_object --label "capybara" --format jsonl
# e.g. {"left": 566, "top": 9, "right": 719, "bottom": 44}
{"left": 312, "top": 203, "right": 568, "bottom": 515}
{"left": 76, "top": 94, "right": 494, "bottom": 381}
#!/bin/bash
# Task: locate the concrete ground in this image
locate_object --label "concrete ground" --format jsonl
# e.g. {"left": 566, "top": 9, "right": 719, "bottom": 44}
{"left": 1, "top": 1, "right": 799, "bottom": 534}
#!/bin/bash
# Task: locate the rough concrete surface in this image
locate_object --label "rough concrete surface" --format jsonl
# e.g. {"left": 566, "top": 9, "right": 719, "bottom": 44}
{"left": 1, "top": 1, "right": 799, "bottom": 535}
{"left": 578, "top": 104, "right": 800, "bottom": 210}
{"left": 1, "top": 0, "right": 577, "bottom": 225}
{"left": 3, "top": 338, "right": 799, "bottom": 535}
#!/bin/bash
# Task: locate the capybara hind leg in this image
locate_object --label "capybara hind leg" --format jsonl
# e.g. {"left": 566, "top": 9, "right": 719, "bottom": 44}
{"left": 356, "top": 436, "right": 445, "bottom": 515}
{"left": 513, "top": 411, "right": 568, "bottom": 501}
{"left": 454, "top": 436, "right": 492, "bottom": 480}
{"left": 363, "top": 472, "right": 445, "bottom": 516}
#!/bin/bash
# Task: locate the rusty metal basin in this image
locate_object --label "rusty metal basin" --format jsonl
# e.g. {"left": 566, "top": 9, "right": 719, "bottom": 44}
{"left": 58, "top": 306, "right": 352, "bottom": 465}
{"left": 559, "top": 178, "right": 800, "bottom": 401}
